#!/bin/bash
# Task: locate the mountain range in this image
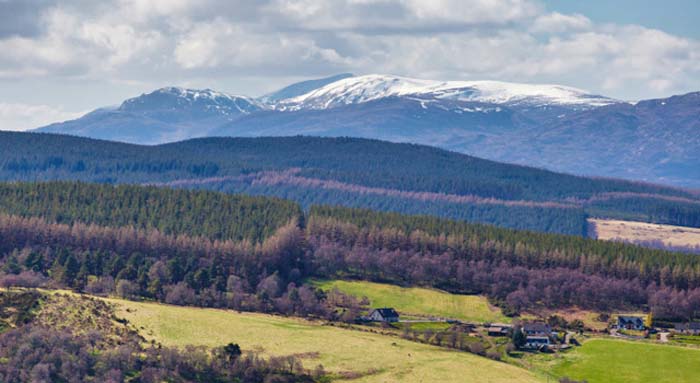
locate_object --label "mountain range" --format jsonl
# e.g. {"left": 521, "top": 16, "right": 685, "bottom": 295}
{"left": 36, "top": 74, "right": 700, "bottom": 188}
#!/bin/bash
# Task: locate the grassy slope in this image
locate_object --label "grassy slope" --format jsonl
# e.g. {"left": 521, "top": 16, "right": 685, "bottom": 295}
{"left": 106, "top": 298, "right": 541, "bottom": 383}
{"left": 312, "top": 279, "right": 509, "bottom": 323}
{"left": 535, "top": 338, "right": 700, "bottom": 383}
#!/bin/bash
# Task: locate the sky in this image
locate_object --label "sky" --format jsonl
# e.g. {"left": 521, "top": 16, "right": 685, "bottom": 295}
{"left": 0, "top": 0, "right": 698, "bottom": 131}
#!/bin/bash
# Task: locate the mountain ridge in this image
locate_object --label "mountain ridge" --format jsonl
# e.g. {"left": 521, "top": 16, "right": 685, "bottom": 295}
{"left": 33, "top": 74, "right": 700, "bottom": 188}
{"left": 274, "top": 74, "right": 620, "bottom": 111}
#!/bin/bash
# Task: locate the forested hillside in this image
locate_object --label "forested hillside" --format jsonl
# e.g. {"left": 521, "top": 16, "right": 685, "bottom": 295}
{"left": 307, "top": 206, "right": 700, "bottom": 319}
{"left": 0, "top": 181, "right": 698, "bottom": 321}
{"left": 1, "top": 132, "right": 699, "bottom": 236}
{"left": 0, "top": 182, "right": 301, "bottom": 242}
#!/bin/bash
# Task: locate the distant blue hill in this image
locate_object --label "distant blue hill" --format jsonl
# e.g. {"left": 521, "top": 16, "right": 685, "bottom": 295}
{"left": 33, "top": 74, "right": 700, "bottom": 188}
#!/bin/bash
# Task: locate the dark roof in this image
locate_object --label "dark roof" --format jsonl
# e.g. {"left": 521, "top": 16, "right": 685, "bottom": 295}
{"left": 523, "top": 323, "right": 551, "bottom": 333}
{"left": 372, "top": 308, "right": 399, "bottom": 318}
{"left": 618, "top": 316, "right": 644, "bottom": 324}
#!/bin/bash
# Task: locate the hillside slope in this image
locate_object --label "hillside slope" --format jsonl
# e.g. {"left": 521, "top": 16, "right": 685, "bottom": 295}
{"left": 109, "top": 297, "right": 544, "bottom": 383}
{"left": 1, "top": 132, "right": 699, "bottom": 235}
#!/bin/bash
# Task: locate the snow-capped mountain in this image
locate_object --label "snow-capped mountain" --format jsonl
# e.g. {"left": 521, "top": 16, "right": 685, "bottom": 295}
{"left": 121, "top": 87, "right": 265, "bottom": 115}
{"left": 39, "top": 87, "right": 265, "bottom": 144}
{"left": 276, "top": 74, "right": 618, "bottom": 111}
{"left": 260, "top": 73, "right": 354, "bottom": 103}
{"left": 32, "top": 74, "right": 700, "bottom": 187}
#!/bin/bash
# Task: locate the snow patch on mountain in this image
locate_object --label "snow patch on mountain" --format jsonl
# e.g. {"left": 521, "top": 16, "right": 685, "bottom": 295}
{"left": 120, "top": 87, "right": 267, "bottom": 115}
{"left": 277, "top": 74, "right": 620, "bottom": 110}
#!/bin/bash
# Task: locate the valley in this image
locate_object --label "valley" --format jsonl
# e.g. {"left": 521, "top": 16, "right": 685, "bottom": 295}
{"left": 2, "top": 2, "right": 698, "bottom": 382}
{"left": 0, "top": 180, "right": 699, "bottom": 382}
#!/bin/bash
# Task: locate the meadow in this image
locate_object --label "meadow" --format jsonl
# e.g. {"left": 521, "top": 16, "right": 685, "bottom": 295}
{"left": 531, "top": 338, "right": 700, "bottom": 383}
{"left": 311, "top": 279, "right": 509, "bottom": 323}
{"left": 106, "top": 297, "right": 541, "bottom": 383}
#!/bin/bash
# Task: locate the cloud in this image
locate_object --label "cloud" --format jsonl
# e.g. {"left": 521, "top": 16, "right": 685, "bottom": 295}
{"left": 0, "top": 6, "right": 164, "bottom": 78}
{"left": 531, "top": 12, "right": 591, "bottom": 34}
{"left": 0, "top": 0, "right": 698, "bottom": 102}
{"left": 263, "top": 0, "right": 539, "bottom": 32}
{"left": 0, "top": 103, "right": 83, "bottom": 131}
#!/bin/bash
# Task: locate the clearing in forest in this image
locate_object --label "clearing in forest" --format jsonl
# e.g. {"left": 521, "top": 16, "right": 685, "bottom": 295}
{"left": 311, "top": 279, "right": 509, "bottom": 323}
{"left": 589, "top": 218, "right": 700, "bottom": 250}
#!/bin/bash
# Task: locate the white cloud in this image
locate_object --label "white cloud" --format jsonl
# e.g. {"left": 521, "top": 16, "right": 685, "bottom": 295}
{"left": 402, "top": 0, "right": 539, "bottom": 25}
{"left": 0, "top": 103, "right": 83, "bottom": 131}
{"left": 0, "top": 6, "right": 164, "bottom": 78}
{"left": 531, "top": 12, "right": 591, "bottom": 34}
{"left": 0, "top": 0, "right": 698, "bottom": 103}
{"left": 174, "top": 19, "right": 357, "bottom": 70}
{"left": 264, "top": 0, "right": 539, "bottom": 31}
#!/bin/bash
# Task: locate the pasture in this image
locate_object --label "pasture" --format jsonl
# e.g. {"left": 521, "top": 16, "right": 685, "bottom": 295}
{"left": 107, "top": 297, "right": 541, "bottom": 383}
{"left": 534, "top": 338, "right": 700, "bottom": 383}
{"left": 311, "top": 279, "right": 509, "bottom": 323}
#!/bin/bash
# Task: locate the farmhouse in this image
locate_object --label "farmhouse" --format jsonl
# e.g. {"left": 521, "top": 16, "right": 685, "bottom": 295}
{"left": 368, "top": 308, "right": 400, "bottom": 322}
{"left": 523, "top": 322, "right": 552, "bottom": 336}
{"left": 524, "top": 336, "right": 550, "bottom": 350}
{"left": 617, "top": 316, "right": 644, "bottom": 330}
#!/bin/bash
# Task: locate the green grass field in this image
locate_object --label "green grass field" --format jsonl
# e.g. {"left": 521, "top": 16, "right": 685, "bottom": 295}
{"left": 534, "top": 338, "right": 700, "bottom": 383}
{"left": 106, "top": 298, "right": 542, "bottom": 383}
{"left": 311, "top": 279, "right": 509, "bottom": 323}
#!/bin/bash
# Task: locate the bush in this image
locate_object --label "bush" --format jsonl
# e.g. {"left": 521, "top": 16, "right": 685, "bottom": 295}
{"left": 115, "top": 280, "right": 137, "bottom": 299}
{"left": 0, "top": 271, "right": 47, "bottom": 288}
{"left": 468, "top": 342, "right": 486, "bottom": 356}
{"left": 486, "top": 350, "right": 501, "bottom": 361}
